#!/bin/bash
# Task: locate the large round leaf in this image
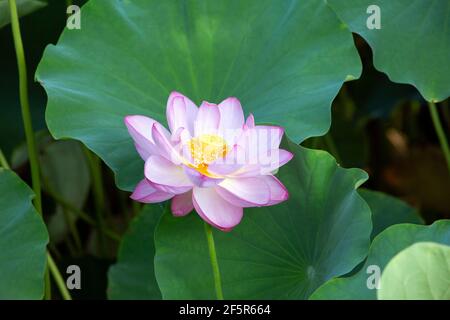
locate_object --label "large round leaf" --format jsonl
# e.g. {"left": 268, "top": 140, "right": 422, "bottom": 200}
{"left": 154, "top": 140, "right": 371, "bottom": 299}
{"left": 328, "top": 0, "right": 450, "bottom": 102}
{"left": 36, "top": 0, "right": 361, "bottom": 191}
{"left": 378, "top": 242, "right": 450, "bottom": 300}
{"left": 107, "top": 205, "right": 163, "bottom": 299}
{"left": 0, "top": 169, "right": 49, "bottom": 299}
{"left": 340, "top": 189, "right": 423, "bottom": 277}
{"left": 310, "top": 220, "right": 450, "bottom": 300}
{"left": 359, "top": 189, "right": 423, "bottom": 240}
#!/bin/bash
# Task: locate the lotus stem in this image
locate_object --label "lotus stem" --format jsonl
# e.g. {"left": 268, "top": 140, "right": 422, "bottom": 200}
{"left": 8, "top": 0, "right": 42, "bottom": 214}
{"left": 204, "top": 222, "right": 224, "bottom": 300}
{"left": 7, "top": 0, "right": 52, "bottom": 298}
{"left": 47, "top": 253, "right": 72, "bottom": 300}
{"left": 428, "top": 101, "right": 450, "bottom": 174}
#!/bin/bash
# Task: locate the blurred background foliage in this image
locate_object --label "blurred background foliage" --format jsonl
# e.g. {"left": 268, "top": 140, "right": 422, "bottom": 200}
{"left": 304, "top": 34, "right": 450, "bottom": 223}
{"left": 0, "top": 0, "right": 448, "bottom": 298}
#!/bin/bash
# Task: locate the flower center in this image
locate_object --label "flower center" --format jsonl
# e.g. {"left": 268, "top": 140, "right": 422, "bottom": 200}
{"left": 189, "top": 134, "right": 229, "bottom": 176}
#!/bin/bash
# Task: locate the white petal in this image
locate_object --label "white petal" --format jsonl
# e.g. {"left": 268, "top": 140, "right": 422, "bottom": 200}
{"left": 193, "top": 187, "right": 243, "bottom": 231}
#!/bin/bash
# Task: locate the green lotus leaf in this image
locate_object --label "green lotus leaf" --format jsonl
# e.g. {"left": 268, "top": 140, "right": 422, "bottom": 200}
{"left": 154, "top": 140, "right": 371, "bottom": 299}
{"left": 328, "top": 0, "right": 450, "bottom": 102}
{"left": 0, "top": 169, "right": 49, "bottom": 299}
{"left": 359, "top": 189, "right": 423, "bottom": 240}
{"left": 378, "top": 242, "right": 450, "bottom": 300}
{"left": 36, "top": 0, "right": 361, "bottom": 191}
{"left": 310, "top": 220, "right": 450, "bottom": 300}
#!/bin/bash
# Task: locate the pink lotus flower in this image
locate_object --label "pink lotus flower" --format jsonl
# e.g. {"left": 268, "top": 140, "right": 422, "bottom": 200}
{"left": 125, "top": 92, "right": 293, "bottom": 231}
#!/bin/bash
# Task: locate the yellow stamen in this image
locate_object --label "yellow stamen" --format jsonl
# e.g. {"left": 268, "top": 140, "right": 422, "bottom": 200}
{"left": 188, "top": 134, "right": 229, "bottom": 176}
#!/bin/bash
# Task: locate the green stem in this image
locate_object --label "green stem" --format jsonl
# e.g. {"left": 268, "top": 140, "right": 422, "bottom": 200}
{"left": 203, "top": 222, "right": 224, "bottom": 300}
{"left": 0, "top": 149, "right": 10, "bottom": 169}
{"left": 8, "top": 0, "right": 51, "bottom": 298}
{"left": 83, "top": 148, "right": 107, "bottom": 254}
{"left": 8, "top": 0, "right": 42, "bottom": 215}
{"left": 44, "top": 268, "right": 51, "bottom": 300}
{"left": 47, "top": 253, "right": 72, "bottom": 300}
{"left": 428, "top": 101, "right": 450, "bottom": 174}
